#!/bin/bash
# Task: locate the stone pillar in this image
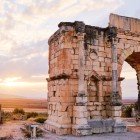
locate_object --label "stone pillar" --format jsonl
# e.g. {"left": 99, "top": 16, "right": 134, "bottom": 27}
{"left": 72, "top": 22, "right": 91, "bottom": 136}
{"left": 109, "top": 27, "right": 126, "bottom": 133}
{"left": 110, "top": 37, "right": 121, "bottom": 106}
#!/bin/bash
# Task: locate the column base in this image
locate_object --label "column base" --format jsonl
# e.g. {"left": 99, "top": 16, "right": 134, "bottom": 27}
{"left": 87, "top": 118, "right": 126, "bottom": 134}
{"left": 113, "top": 118, "right": 127, "bottom": 133}
{"left": 88, "top": 119, "right": 114, "bottom": 133}
{"left": 45, "top": 119, "right": 127, "bottom": 136}
{"left": 72, "top": 124, "right": 92, "bottom": 136}
{"left": 45, "top": 120, "right": 72, "bottom": 135}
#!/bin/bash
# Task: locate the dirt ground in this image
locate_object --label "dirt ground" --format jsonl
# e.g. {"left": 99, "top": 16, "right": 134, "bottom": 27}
{"left": 0, "top": 121, "right": 140, "bottom": 140}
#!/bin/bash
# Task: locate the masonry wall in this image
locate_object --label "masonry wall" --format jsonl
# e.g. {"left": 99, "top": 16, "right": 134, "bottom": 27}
{"left": 47, "top": 26, "right": 79, "bottom": 134}
{"left": 83, "top": 27, "right": 112, "bottom": 119}
{"left": 46, "top": 14, "right": 140, "bottom": 135}
{"left": 46, "top": 24, "right": 115, "bottom": 135}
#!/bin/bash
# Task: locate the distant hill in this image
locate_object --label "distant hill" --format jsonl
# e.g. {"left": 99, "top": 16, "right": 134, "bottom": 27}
{"left": 0, "top": 94, "right": 47, "bottom": 109}
{"left": 0, "top": 93, "right": 24, "bottom": 99}
{"left": 122, "top": 99, "right": 137, "bottom": 105}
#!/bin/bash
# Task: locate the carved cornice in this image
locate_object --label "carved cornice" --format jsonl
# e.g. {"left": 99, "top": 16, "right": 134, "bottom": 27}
{"left": 85, "top": 70, "right": 125, "bottom": 82}
{"left": 85, "top": 70, "right": 102, "bottom": 81}
{"left": 58, "top": 21, "right": 85, "bottom": 33}
{"left": 46, "top": 73, "right": 70, "bottom": 81}
{"left": 46, "top": 73, "right": 79, "bottom": 81}
{"left": 102, "top": 77, "right": 125, "bottom": 81}
{"left": 49, "top": 21, "right": 109, "bottom": 46}
{"left": 58, "top": 22, "right": 74, "bottom": 28}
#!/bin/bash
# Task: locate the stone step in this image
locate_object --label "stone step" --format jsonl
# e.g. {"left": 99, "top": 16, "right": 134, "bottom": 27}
{"left": 88, "top": 119, "right": 126, "bottom": 134}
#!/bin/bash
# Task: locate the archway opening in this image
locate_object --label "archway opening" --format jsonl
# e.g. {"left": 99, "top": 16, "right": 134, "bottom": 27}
{"left": 121, "top": 62, "right": 137, "bottom": 100}
{"left": 120, "top": 51, "right": 140, "bottom": 116}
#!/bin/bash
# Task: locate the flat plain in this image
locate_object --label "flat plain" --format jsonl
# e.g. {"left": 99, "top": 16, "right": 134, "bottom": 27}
{"left": 0, "top": 98, "right": 47, "bottom": 112}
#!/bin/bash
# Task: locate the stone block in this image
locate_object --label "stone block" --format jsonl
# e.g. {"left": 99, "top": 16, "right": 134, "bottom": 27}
{"left": 59, "top": 97, "right": 75, "bottom": 103}
{"left": 88, "top": 105, "right": 96, "bottom": 111}
{"left": 92, "top": 127, "right": 104, "bottom": 133}
{"left": 89, "top": 96, "right": 97, "bottom": 102}
{"left": 101, "top": 110, "right": 106, "bottom": 117}
{"left": 73, "top": 111, "right": 89, "bottom": 118}
{"left": 112, "top": 110, "right": 122, "bottom": 117}
{"left": 56, "top": 128, "right": 72, "bottom": 135}
{"left": 72, "top": 129, "right": 92, "bottom": 136}
{"left": 76, "top": 96, "right": 88, "bottom": 104}
{"left": 76, "top": 118, "right": 88, "bottom": 125}
{"left": 96, "top": 105, "right": 102, "bottom": 111}
{"left": 87, "top": 102, "right": 93, "bottom": 106}
{"left": 73, "top": 106, "right": 87, "bottom": 111}
{"left": 111, "top": 106, "right": 122, "bottom": 111}
{"left": 88, "top": 119, "right": 103, "bottom": 133}
{"left": 58, "top": 116, "right": 71, "bottom": 124}
{"left": 88, "top": 119, "right": 114, "bottom": 133}
{"left": 91, "top": 111, "right": 101, "bottom": 116}
{"left": 72, "top": 124, "right": 92, "bottom": 136}
{"left": 58, "top": 111, "right": 68, "bottom": 117}
{"left": 106, "top": 105, "right": 111, "bottom": 110}
{"left": 106, "top": 110, "right": 112, "bottom": 117}
{"left": 94, "top": 102, "right": 102, "bottom": 106}
{"left": 113, "top": 121, "right": 127, "bottom": 133}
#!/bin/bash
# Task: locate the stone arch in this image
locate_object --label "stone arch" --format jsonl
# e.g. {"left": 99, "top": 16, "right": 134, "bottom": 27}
{"left": 46, "top": 14, "right": 140, "bottom": 136}
{"left": 118, "top": 45, "right": 140, "bottom": 114}
{"left": 118, "top": 45, "right": 140, "bottom": 66}
{"left": 117, "top": 45, "right": 140, "bottom": 77}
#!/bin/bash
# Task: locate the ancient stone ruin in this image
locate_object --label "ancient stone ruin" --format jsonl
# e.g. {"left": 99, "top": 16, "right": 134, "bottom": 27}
{"left": 46, "top": 14, "right": 140, "bottom": 136}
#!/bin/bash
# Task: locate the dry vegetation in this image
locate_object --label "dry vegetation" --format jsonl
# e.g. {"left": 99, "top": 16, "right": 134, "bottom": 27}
{"left": 0, "top": 98, "right": 47, "bottom": 109}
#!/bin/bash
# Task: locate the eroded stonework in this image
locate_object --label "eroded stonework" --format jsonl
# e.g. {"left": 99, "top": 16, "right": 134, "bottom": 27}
{"left": 46, "top": 14, "right": 140, "bottom": 136}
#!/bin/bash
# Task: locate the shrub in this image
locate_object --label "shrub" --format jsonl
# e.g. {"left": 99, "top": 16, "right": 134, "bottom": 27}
{"left": 3, "top": 112, "right": 12, "bottom": 122}
{"left": 38, "top": 113, "right": 48, "bottom": 118}
{"left": 122, "top": 104, "right": 136, "bottom": 118}
{"left": 12, "top": 113, "right": 25, "bottom": 120}
{"left": 26, "top": 112, "right": 38, "bottom": 119}
{"left": 34, "top": 117, "right": 47, "bottom": 124}
{"left": 123, "top": 106, "right": 132, "bottom": 117}
{"left": 13, "top": 108, "right": 25, "bottom": 115}
{"left": 134, "top": 102, "right": 139, "bottom": 111}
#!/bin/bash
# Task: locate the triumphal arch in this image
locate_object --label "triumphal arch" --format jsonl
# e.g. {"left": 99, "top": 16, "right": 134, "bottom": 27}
{"left": 46, "top": 14, "right": 140, "bottom": 136}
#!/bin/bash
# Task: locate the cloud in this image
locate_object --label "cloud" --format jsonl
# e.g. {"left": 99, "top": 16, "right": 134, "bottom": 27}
{"left": 0, "top": 0, "right": 124, "bottom": 48}
{"left": 0, "top": 0, "right": 126, "bottom": 98}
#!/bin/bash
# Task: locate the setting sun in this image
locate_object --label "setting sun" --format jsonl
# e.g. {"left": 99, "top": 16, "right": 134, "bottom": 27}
{"left": 3, "top": 81, "right": 18, "bottom": 87}
{"left": 2, "top": 77, "right": 21, "bottom": 87}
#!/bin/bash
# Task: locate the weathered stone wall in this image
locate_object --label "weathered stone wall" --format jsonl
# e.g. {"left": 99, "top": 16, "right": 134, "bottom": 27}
{"left": 46, "top": 26, "right": 78, "bottom": 134}
{"left": 46, "top": 14, "right": 140, "bottom": 135}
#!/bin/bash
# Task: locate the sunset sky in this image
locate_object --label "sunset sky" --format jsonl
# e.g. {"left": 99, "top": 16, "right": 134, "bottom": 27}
{"left": 0, "top": 0, "right": 139, "bottom": 99}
